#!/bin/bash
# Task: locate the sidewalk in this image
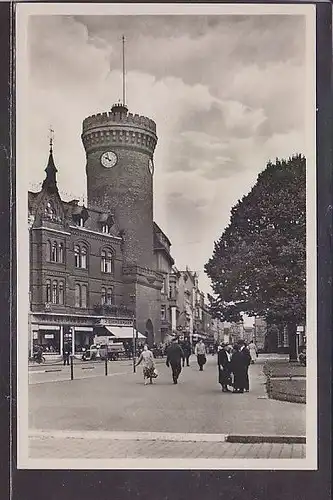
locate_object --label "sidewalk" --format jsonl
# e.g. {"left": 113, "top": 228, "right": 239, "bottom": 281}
{"left": 29, "top": 433, "right": 306, "bottom": 459}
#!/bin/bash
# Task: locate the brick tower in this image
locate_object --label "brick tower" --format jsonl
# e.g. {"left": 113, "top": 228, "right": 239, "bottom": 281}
{"left": 81, "top": 103, "right": 162, "bottom": 345}
{"left": 82, "top": 103, "right": 157, "bottom": 268}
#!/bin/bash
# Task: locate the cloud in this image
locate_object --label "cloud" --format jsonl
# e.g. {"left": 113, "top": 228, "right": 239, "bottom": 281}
{"left": 24, "top": 13, "right": 308, "bottom": 296}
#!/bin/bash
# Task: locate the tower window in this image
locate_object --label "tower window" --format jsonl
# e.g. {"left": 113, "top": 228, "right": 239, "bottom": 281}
{"left": 101, "top": 224, "right": 110, "bottom": 234}
{"left": 101, "top": 249, "right": 114, "bottom": 274}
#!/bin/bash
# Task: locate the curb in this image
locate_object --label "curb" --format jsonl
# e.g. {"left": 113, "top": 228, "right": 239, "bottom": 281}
{"left": 226, "top": 435, "right": 306, "bottom": 444}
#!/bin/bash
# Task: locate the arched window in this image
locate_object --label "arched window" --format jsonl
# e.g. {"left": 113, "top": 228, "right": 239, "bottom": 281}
{"left": 47, "top": 241, "right": 52, "bottom": 261}
{"left": 74, "top": 243, "right": 88, "bottom": 269}
{"left": 107, "top": 287, "right": 113, "bottom": 305}
{"left": 46, "top": 279, "right": 51, "bottom": 302}
{"left": 51, "top": 241, "right": 58, "bottom": 262}
{"left": 81, "top": 285, "right": 87, "bottom": 308}
{"left": 52, "top": 280, "right": 58, "bottom": 304}
{"left": 58, "top": 281, "right": 64, "bottom": 305}
{"left": 75, "top": 283, "right": 88, "bottom": 308}
{"left": 81, "top": 246, "right": 87, "bottom": 269}
{"left": 58, "top": 242, "right": 64, "bottom": 263}
{"left": 101, "top": 287, "right": 107, "bottom": 305}
{"left": 101, "top": 249, "right": 114, "bottom": 274}
{"left": 74, "top": 245, "right": 80, "bottom": 268}
{"left": 75, "top": 284, "right": 81, "bottom": 308}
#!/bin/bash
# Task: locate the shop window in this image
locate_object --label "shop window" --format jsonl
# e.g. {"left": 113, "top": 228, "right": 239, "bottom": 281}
{"left": 101, "top": 249, "right": 114, "bottom": 274}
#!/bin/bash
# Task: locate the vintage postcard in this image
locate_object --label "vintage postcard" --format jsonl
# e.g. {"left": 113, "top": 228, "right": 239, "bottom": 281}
{"left": 16, "top": 2, "right": 316, "bottom": 470}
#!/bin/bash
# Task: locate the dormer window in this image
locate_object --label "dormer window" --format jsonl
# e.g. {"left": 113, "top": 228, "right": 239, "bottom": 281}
{"left": 72, "top": 205, "right": 89, "bottom": 227}
{"left": 99, "top": 213, "right": 114, "bottom": 234}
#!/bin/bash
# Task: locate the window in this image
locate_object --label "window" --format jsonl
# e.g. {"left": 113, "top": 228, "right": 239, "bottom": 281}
{"left": 74, "top": 243, "right": 88, "bottom": 269}
{"left": 81, "top": 285, "right": 87, "bottom": 308}
{"left": 58, "top": 281, "right": 64, "bottom": 305}
{"left": 47, "top": 241, "right": 52, "bottom": 261}
{"left": 106, "top": 287, "right": 113, "bottom": 305}
{"left": 101, "top": 249, "right": 113, "bottom": 274}
{"left": 58, "top": 243, "right": 64, "bottom": 263}
{"left": 161, "top": 305, "right": 166, "bottom": 321}
{"left": 79, "top": 217, "right": 84, "bottom": 227}
{"left": 101, "top": 287, "right": 107, "bottom": 305}
{"left": 102, "top": 224, "right": 110, "bottom": 234}
{"left": 75, "top": 283, "right": 88, "bottom": 309}
{"left": 75, "top": 284, "right": 81, "bottom": 308}
{"left": 81, "top": 246, "right": 87, "bottom": 269}
{"left": 52, "top": 280, "right": 58, "bottom": 304}
{"left": 74, "top": 245, "right": 80, "bottom": 267}
{"left": 51, "top": 242, "right": 58, "bottom": 262}
{"left": 161, "top": 279, "right": 166, "bottom": 294}
{"left": 46, "top": 279, "right": 51, "bottom": 302}
{"left": 48, "top": 240, "right": 65, "bottom": 263}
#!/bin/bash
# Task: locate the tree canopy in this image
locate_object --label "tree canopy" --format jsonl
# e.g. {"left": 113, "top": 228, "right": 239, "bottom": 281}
{"left": 205, "top": 155, "right": 306, "bottom": 358}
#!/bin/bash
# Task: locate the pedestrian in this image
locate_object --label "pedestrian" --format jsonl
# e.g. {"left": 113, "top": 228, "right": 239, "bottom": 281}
{"left": 166, "top": 336, "right": 185, "bottom": 384}
{"left": 181, "top": 337, "right": 192, "bottom": 367}
{"left": 217, "top": 343, "right": 232, "bottom": 392}
{"left": 63, "top": 342, "right": 70, "bottom": 366}
{"left": 194, "top": 339, "right": 207, "bottom": 371}
{"left": 135, "top": 344, "right": 156, "bottom": 385}
{"left": 238, "top": 340, "right": 251, "bottom": 391}
{"left": 230, "top": 344, "right": 248, "bottom": 393}
{"left": 248, "top": 339, "right": 258, "bottom": 364}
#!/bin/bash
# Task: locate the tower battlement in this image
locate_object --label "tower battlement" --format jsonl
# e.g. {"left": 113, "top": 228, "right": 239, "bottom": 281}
{"left": 82, "top": 107, "right": 157, "bottom": 156}
{"left": 82, "top": 109, "right": 156, "bottom": 134}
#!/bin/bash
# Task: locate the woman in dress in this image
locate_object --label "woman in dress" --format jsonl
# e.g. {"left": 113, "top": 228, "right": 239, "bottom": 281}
{"left": 135, "top": 345, "right": 156, "bottom": 385}
{"left": 248, "top": 340, "right": 258, "bottom": 364}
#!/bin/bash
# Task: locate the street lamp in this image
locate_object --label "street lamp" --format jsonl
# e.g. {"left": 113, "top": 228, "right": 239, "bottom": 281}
{"left": 130, "top": 293, "right": 137, "bottom": 373}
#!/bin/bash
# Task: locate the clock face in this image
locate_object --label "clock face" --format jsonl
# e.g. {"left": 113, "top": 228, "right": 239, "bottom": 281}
{"left": 101, "top": 151, "right": 117, "bottom": 168}
{"left": 148, "top": 158, "right": 154, "bottom": 175}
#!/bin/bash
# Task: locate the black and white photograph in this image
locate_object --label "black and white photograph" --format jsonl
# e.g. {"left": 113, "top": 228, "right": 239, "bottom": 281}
{"left": 16, "top": 3, "right": 316, "bottom": 469}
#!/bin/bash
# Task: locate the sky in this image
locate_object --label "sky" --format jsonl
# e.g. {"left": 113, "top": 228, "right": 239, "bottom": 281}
{"left": 25, "top": 13, "right": 307, "bottom": 305}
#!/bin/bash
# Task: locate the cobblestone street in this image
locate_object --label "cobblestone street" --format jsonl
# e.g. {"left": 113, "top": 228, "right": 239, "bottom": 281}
{"left": 28, "top": 355, "right": 306, "bottom": 460}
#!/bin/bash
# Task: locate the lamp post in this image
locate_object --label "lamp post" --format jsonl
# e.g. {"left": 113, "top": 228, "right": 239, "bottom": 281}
{"left": 130, "top": 293, "right": 137, "bottom": 373}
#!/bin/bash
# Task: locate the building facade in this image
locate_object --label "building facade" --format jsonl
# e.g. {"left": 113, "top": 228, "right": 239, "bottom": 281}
{"left": 28, "top": 103, "right": 173, "bottom": 356}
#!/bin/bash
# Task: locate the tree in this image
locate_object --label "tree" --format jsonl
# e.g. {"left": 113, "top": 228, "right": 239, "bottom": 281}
{"left": 205, "top": 155, "right": 306, "bottom": 361}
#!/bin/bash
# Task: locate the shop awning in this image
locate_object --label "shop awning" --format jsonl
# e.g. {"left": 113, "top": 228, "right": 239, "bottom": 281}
{"left": 104, "top": 325, "right": 146, "bottom": 339}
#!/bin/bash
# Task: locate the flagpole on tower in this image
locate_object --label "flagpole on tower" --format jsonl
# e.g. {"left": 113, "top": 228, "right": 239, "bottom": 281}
{"left": 122, "top": 35, "right": 126, "bottom": 106}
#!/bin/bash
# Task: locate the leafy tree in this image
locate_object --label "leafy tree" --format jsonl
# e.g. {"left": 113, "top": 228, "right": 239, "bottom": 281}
{"left": 205, "top": 155, "right": 306, "bottom": 361}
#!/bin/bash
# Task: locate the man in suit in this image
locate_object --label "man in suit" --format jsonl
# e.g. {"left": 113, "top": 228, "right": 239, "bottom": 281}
{"left": 217, "top": 343, "right": 232, "bottom": 392}
{"left": 166, "top": 337, "right": 185, "bottom": 384}
{"left": 238, "top": 340, "right": 251, "bottom": 392}
{"left": 181, "top": 337, "right": 192, "bottom": 367}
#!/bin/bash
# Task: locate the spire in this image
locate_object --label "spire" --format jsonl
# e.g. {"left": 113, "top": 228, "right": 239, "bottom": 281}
{"left": 42, "top": 128, "right": 58, "bottom": 193}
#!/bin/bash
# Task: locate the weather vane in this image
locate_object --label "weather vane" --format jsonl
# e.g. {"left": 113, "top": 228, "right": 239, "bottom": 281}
{"left": 49, "top": 126, "right": 54, "bottom": 151}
